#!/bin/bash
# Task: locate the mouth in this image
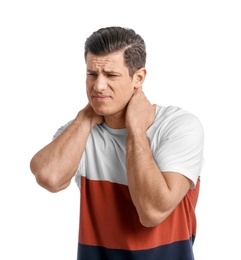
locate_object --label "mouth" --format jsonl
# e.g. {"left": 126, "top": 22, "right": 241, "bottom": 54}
{"left": 92, "top": 95, "right": 112, "bottom": 102}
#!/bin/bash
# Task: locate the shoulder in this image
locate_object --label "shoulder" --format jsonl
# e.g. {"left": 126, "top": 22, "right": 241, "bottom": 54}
{"left": 154, "top": 105, "right": 203, "bottom": 133}
{"left": 148, "top": 105, "right": 204, "bottom": 145}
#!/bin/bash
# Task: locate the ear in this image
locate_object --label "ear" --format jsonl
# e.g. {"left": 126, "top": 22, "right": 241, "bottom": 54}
{"left": 133, "top": 68, "right": 147, "bottom": 89}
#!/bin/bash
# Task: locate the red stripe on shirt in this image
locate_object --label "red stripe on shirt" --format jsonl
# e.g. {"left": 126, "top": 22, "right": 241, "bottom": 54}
{"left": 79, "top": 176, "right": 200, "bottom": 250}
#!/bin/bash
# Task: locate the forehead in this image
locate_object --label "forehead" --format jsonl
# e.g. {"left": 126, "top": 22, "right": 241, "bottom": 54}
{"left": 86, "top": 52, "right": 126, "bottom": 71}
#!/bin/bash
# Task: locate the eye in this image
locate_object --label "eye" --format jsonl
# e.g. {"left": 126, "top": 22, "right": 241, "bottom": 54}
{"left": 107, "top": 74, "right": 119, "bottom": 79}
{"left": 87, "top": 72, "right": 97, "bottom": 79}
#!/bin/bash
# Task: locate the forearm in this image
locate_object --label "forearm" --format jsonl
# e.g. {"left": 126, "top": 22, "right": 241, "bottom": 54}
{"left": 126, "top": 131, "right": 171, "bottom": 227}
{"left": 30, "top": 115, "right": 92, "bottom": 192}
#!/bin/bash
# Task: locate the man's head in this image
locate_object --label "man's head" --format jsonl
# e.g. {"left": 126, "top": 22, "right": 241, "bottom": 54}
{"left": 84, "top": 26, "right": 146, "bottom": 77}
{"left": 84, "top": 26, "right": 147, "bottom": 128}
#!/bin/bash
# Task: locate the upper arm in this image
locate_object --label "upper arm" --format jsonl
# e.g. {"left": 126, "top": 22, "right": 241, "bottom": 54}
{"left": 154, "top": 113, "right": 204, "bottom": 188}
{"left": 162, "top": 171, "right": 192, "bottom": 207}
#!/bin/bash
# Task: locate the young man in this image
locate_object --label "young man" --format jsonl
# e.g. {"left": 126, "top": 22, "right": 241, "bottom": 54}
{"left": 30, "top": 26, "right": 204, "bottom": 259}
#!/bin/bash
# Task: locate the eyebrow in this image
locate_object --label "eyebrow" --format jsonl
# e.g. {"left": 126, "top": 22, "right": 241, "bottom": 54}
{"left": 87, "top": 69, "right": 122, "bottom": 75}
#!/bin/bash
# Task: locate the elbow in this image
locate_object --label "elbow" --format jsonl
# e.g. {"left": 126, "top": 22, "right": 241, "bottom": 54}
{"left": 137, "top": 206, "right": 172, "bottom": 228}
{"left": 35, "top": 174, "right": 66, "bottom": 193}
{"left": 30, "top": 160, "right": 69, "bottom": 193}
{"left": 138, "top": 213, "right": 163, "bottom": 228}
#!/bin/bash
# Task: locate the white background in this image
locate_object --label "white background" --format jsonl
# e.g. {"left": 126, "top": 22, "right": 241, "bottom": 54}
{"left": 0, "top": 0, "right": 240, "bottom": 259}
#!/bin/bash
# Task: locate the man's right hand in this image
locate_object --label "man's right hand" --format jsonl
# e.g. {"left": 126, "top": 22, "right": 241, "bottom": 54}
{"left": 77, "top": 103, "right": 104, "bottom": 127}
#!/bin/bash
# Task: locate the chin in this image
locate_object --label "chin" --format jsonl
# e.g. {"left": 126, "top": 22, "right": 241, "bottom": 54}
{"left": 92, "top": 103, "right": 126, "bottom": 118}
{"left": 93, "top": 107, "right": 111, "bottom": 117}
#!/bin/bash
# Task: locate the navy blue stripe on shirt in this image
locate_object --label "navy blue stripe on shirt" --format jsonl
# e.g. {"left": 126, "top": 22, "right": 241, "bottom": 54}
{"left": 77, "top": 236, "right": 195, "bottom": 260}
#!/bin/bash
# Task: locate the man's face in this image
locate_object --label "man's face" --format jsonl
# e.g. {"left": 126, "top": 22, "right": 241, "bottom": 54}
{"left": 85, "top": 52, "right": 136, "bottom": 124}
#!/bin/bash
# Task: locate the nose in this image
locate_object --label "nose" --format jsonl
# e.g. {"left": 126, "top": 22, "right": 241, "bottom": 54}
{"left": 94, "top": 75, "right": 108, "bottom": 92}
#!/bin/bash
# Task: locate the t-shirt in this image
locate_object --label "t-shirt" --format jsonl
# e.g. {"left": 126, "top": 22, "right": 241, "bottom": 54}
{"left": 54, "top": 105, "right": 204, "bottom": 260}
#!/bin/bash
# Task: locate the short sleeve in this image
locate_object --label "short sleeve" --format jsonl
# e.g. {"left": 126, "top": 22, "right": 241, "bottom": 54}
{"left": 153, "top": 113, "right": 204, "bottom": 188}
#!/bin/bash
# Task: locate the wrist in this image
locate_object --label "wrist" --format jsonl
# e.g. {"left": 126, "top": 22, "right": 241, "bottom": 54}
{"left": 127, "top": 127, "right": 146, "bottom": 137}
{"left": 74, "top": 111, "right": 93, "bottom": 130}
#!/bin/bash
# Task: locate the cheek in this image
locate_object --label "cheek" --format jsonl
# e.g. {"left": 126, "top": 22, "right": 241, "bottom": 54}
{"left": 86, "top": 85, "right": 92, "bottom": 100}
{"left": 117, "top": 88, "right": 134, "bottom": 105}
{"left": 124, "top": 85, "right": 135, "bottom": 98}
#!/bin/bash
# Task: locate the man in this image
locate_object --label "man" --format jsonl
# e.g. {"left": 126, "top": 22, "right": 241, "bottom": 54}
{"left": 30, "top": 26, "right": 204, "bottom": 259}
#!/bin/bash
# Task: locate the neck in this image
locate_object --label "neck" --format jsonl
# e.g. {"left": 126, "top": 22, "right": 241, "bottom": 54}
{"left": 104, "top": 112, "right": 126, "bottom": 129}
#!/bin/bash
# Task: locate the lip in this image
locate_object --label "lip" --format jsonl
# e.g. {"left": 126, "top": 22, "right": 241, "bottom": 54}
{"left": 92, "top": 95, "right": 112, "bottom": 101}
